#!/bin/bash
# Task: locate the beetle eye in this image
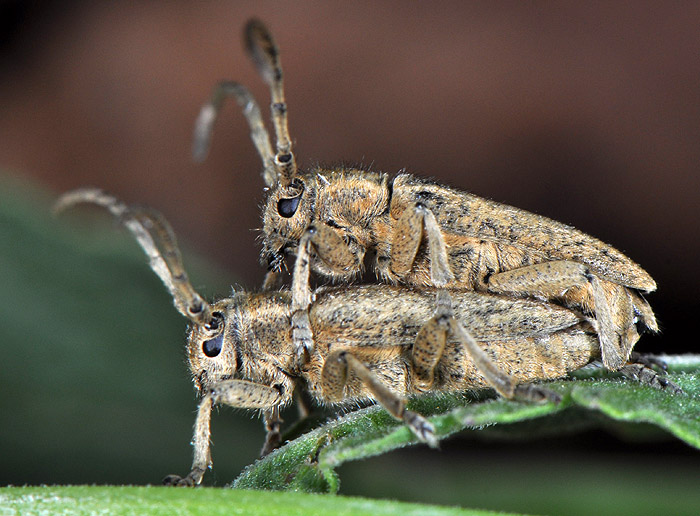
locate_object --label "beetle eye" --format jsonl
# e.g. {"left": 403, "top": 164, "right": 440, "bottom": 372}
{"left": 202, "top": 334, "right": 223, "bottom": 358}
{"left": 277, "top": 194, "right": 301, "bottom": 218}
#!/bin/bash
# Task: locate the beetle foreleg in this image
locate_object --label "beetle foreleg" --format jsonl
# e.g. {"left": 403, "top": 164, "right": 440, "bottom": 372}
{"left": 163, "top": 395, "right": 214, "bottom": 487}
{"left": 291, "top": 230, "right": 316, "bottom": 368}
{"left": 163, "top": 379, "right": 286, "bottom": 486}
{"left": 291, "top": 225, "right": 363, "bottom": 368}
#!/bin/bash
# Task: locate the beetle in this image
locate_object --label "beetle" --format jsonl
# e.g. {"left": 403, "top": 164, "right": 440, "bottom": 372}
{"left": 194, "top": 19, "right": 658, "bottom": 374}
{"left": 56, "top": 188, "right": 676, "bottom": 486}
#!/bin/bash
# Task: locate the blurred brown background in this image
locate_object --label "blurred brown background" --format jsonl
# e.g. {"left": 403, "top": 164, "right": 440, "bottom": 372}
{"left": 2, "top": 0, "right": 699, "bottom": 354}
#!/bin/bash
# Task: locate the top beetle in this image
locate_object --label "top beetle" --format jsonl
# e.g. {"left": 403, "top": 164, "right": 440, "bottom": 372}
{"left": 194, "top": 19, "right": 657, "bottom": 372}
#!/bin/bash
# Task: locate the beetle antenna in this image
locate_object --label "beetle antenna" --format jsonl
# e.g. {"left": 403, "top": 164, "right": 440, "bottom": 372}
{"left": 244, "top": 18, "right": 297, "bottom": 187}
{"left": 54, "top": 188, "right": 214, "bottom": 326}
{"left": 192, "top": 81, "right": 277, "bottom": 188}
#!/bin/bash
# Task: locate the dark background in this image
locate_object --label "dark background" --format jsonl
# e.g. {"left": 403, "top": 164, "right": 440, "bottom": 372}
{"left": 1, "top": 1, "right": 699, "bottom": 512}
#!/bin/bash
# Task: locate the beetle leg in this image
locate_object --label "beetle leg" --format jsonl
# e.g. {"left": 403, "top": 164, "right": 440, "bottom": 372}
{"left": 486, "top": 261, "right": 646, "bottom": 371}
{"left": 163, "top": 380, "right": 285, "bottom": 487}
{"left": 411, "top": 292, "right": 451, "bottom": 391}
{"left": 411, "top": 290, "right": 561, "bottom": 402}
{"left": 163, "top": 395, "right": 214, "bottom": 487}
{"left": 487, "top": 261, "right": 590, "bottom": 297}
{"left": 305, "top": 223, "right": 362, "bottom": 274}
{"left": 449, "top": 315, "right": 562, "bottom": 403}
{"left": 628, "top": 351, "right": 667, "bottom": 371}
{"left": 620, "top": 363, "right": 684, "bottom": 394}
{"left": 390, "top": 203, "right": 454, "bottom": 286}
{"left": 446, "top": 292, "right": 561, "bottom": 403}
{"left": 261, "top": 406, "right": 283, "bottom": 456}
{"left": 290, "top": 230, "right": 315, "bottom": 367}
{"left": 411, "top": 291, "right": 509, "bottom": 394}
{"left": 391, "top": 204, "right": 463, "bottom": 383}
{"left": 622, "top": 353, "right": 683, "bottom": 393}
{"left": 208, "top": 379, "right": 286, "bottom": 408}
{"left": 589, "top": 275, "right": 638, "bottom": 370}
{"left": 392, "top": 216, "right": 559, "bottom": 401}
{"left": 291, "top": 224, "right": 361, "bottom": 367}
{"left": 321, "top": 350, "right": 436, "bottom": 446}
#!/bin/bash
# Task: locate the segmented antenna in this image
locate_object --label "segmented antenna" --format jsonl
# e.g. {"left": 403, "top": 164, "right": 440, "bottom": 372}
{"left": 192, "top": 82, "right": 277, "bottom": 188}
{"left": 54, "top": 188, "right": 214, "bottom": 326}
{"left": 191, "top": 19, "right": 297, "bottom": 188}
{"left": 244, "top": 18, "right": 297, "bottom": 187}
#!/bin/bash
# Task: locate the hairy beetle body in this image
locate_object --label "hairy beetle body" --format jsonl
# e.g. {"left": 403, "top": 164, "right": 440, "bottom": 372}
{"left": 263, "top": 166, "right": 657, "bottom": 369}
{"left": 56, "top": 188, "right": 679, "bottom": 486}
{"left": 195, "top": 19, "right": 658, "bottom": 373}
{"left": 264, "top": 168, "right": 654, "bottom": 291}
{"left": 191, "top": 285, "right": 598, "bottom": 405}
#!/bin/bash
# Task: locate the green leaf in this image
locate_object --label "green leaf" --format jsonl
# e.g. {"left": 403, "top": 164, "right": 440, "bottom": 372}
{"left": 0, "top": 485, "right": 515, "bottom": 516}
{"left": 234, "top": 356, "right": 700, "bottom": 492}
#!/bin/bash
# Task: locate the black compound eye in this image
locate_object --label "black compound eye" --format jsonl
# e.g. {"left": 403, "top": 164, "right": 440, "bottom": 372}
{"left": 277, "top": 194, "right": 301, "bottom": 218}
{"left": 202, "top": 333, "right": 223, "bottom": 358}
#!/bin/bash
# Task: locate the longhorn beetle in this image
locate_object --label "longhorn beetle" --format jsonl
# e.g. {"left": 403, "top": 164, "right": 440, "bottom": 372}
{"left": 194, "top": 19, "right": 658, "bottom": 379}
{"left": 56, "top": 188, "right": 678, "bottom": 486}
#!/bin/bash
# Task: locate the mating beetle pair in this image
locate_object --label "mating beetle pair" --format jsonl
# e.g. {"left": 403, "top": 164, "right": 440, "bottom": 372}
{"left": 58, "top": 18, "right": 678, "bottom": 486}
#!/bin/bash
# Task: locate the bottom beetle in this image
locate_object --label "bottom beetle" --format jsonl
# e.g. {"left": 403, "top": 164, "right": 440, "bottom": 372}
{"left": 56, "top": 189, "right": 679, "bottom": 486}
